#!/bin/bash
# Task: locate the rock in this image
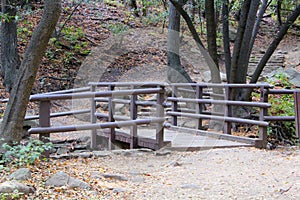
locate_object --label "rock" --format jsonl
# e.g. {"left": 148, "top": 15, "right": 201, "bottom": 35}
{"left": 155, "top": 149, "right": 172, "bottom": 156}
{"left": 9, "top": 168, "right": 31, "bottom": 181}
{"left": 112, "top": 188, "right": 126, "bottom": 193}
{"left": 93, "top": 151, "right": 113, "bottom": 157}
{"left": 181, "top": 184, "right": 200, "bottom": 189}
{"left": 102, "top": 173, "right": 128, "bottom": 181}
{"left": 56, "top": 147, "right": 69, "bottom": 155}
{"left": 45, "top": 171, "right": 91, "bottom": 189}
{"left": 284, "top": 68, "right": 300, "bottom": 87}
{"left": 0, "top": 181, "right": 34, "bottom": 194}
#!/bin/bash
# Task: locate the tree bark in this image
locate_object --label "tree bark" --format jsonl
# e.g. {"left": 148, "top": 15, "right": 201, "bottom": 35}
{"left": 250, "top": 3, "right": 300, "bottom": 84}
{"left": 205, "top": 0, "right": 219, "bottom": 69}
{"left": 235, "top": 0, "right": 260, "bottom": 84}
{"left": 167, "top": 0, "right": 193, "bottom": 83}
{"left": 1, "top": 0, "right": 21, "bottom": 92}
{"left": 248, "top": 0, "right": 270, "bottom": 58}
{"left": 241, "top": 3, "right": 300, "bottom": 100}
{"left": 169, "top": 0, "right": 221, "bottom": 84}
{"left": 0, "top": 0, "right": 61, "bottom": 146}
{"left": 222, "top": 0, "right": 231, "bottom": 81}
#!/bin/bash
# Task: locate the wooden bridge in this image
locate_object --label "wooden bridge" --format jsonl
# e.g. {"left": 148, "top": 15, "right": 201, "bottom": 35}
{"left": 3, "top": 82, "right": 299, "bottom": 151}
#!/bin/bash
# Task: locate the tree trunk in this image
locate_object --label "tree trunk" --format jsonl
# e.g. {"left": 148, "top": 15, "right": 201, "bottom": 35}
{"left": 1, "top": 0, "right": 21, "bottom": 92}
{"left": 0, "top": 0, "right": 61, "bottom": 146}
{"left": 248, "top": 0, "right": 269, "bottom": 57}
{"left": 250, "top": 3, "right": 300, "bottom": 84}
{"left": 205, "top": 0, "right": 219, "bottom": 69}
{"left": 222, "top": 0, "right": 231, "bottom": 81}
{"left": 241, "top": 3, "right": 300, "bottom": 100}
{"left": 167, "top": 0, "right": 193, "bottom": 83}
{"left": 235, "top": 0, "right": 260, "bottom": 84}
{"left": 169, "top": 0, "right": 221, "bottom": 84}
{"left": 230, "top": 0, "right": 252, "bottom": 83}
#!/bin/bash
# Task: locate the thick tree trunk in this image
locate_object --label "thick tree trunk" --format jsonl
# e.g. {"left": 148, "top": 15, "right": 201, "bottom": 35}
{"left": 167, "top": 0, "right": 193, "bottom": 83}
{"left": 222, "top": 0, "right": 231, "bottom": 81}
{"left": 205, "top": 0, "right": 219, "bottom": 69}
{"left": 169, "top": 0, "right": 221, "bottom": 84}
{"left": 0, "top": 0, "right": 61, "bottom": 146}
{"left": 235, "top": 0, "right": 260, "bottom": 84}
{"left": 1, "top": 0, "right": 21, "bottom": 92}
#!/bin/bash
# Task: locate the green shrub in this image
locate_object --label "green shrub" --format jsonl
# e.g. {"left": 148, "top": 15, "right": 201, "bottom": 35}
{"left": 0, "top": 138, "right": 53, "bottom": 167}
{"left": 265, "top": 72, "right": 297, "bottom": 144}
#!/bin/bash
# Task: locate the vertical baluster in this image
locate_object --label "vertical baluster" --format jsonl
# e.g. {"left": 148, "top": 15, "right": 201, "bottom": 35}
{"left": 156, "top": 86, "right": 165, "bottom": 149}
{"left": 130, "top": 85, "right": 138, "bottom": 148}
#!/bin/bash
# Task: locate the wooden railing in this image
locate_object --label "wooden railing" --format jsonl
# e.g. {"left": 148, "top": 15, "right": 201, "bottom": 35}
{"left": 1, "top": 82, "right": 299, "bottom": 149}
{"left": 24, "top": 82, "right": 166, "bottom": 150}
{"left": 167, "top": 83, "right": 300, "bottom": 148}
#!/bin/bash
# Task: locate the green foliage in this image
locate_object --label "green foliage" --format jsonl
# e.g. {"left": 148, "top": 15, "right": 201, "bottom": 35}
{"left": 105, "top": 22, "right": 129, "bottom": 34}
{"left": 264, "top": 73, "right": 297, "bottom": 143}
{"left": 0, "top": 138, "right": 53, "bottom": 168}
{"left": 61, "top": 26, "right": 85, "bottom": 44}
{"left": 0, "top": 190, "right": 22, "bottom": 200}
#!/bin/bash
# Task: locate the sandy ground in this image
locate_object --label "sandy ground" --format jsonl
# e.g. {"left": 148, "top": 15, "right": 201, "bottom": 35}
{"left": 72, "top": 146, "right": 300, "bottom": 200}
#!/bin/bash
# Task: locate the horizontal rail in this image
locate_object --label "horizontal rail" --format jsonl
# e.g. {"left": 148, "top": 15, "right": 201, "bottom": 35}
{"left": 89, "top": 82, "right": 168, "bottom": 87}
{"left": 167, "top": 111, "right": 269, "bottom": 127}
{"left": 264, "top": 116, "right": 295, "bottom": 121}
{"left": 24, "top": 109, "right": 90, "bottom": 121}
{"left": 29, "top": 88, "right": 164, "bottom": 101}
{"left": 171, "top": 83, "right": 273, "bottom": 88}
{"left": 167, "top": 97, "right": 271, "bottom": 108}
{"left": 266, "top": 89, "right": 295, "bottom": 94}
{"left": 29, "top": 117, "right": 165, "bottom": 134}
{"left": 43, "top": 87, "right": 91, "bottom": 95}
{"left": 1, "top": 87, "right": 91, "bottom": 103}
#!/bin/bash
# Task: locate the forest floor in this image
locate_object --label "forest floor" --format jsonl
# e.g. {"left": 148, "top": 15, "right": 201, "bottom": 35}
{"left": 0, "top": 1, "right": 300, "bottom": 199}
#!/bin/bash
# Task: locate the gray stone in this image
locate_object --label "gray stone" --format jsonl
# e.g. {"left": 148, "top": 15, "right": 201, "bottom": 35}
{"left": 45, "top": 171, "right": 91, "bottom": 189}
{"left": 93, "top": 151, "right": 113, "bottom": 157}
{"left": 0, "top": 181, "right": 34, "bottom": 194}
{"left": 155, "top": 149, "right": 172, "bottom": 156}
{"left": 112, "top": 188, "right": 126, "bottom": 193}
{"left": 102, "top": 173, "right": 128, "bottom": 181}
{"left": 284, "top": 68, "right": 300, "bottom": 87}
{"left": 9, "top": 168, "right": 31, "bottom": 181}
{"left": 181, "top": 184, "right": 200, "bottom": 189}
{"left": 56, "top": 147, "right": 69, "bottom": 155}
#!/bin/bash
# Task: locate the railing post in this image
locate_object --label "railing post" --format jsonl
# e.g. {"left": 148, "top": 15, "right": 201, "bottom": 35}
{"left": 39, "top": 100, "right": 51, "bottom": 157}
{"left": 257, "top": 87, "right": 268, "bottom": 148}
{"left": 224, "top": 86, "right": 232, "bottom": 134}
{"left": 156, "top": 86, "right": 165, "bottom": 149}
{"left": 90, "top": 85, "right": 97, "bottom": 149}
{"left": 130, "top": 85, "right": 138, "bottom": 148}
{"left": 294, "top": 90, "right": 300, "bottom": 139}
{"left": 171, "top": 85, "right": 178, "bottom": 126}
{"left": 196, "top": 85, "right": 203, "bottom": 130}
{"left": 108, "top": 85, "right": 116, "bottom": 150}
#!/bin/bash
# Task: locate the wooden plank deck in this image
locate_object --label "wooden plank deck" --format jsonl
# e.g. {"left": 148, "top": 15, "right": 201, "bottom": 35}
{"left": 100, "top": 127, "right": 254, "bottom": 151}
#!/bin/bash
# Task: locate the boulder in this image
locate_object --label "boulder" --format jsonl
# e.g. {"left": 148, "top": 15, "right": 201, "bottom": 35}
{"left": 45, "top": 171, "right": 90, "bottom": 189}
{"left": 9, "top": 168, "right": 31, "bottom": 181}
{"left": 0, "top": 181, "right": 34, "bottom": 194}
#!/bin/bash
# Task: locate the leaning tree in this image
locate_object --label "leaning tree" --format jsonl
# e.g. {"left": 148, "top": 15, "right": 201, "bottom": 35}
{"left": 0, "top": 0, "right": 61, "bottom": 148}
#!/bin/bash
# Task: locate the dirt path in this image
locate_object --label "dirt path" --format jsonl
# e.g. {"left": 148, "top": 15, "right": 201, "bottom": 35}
{"left": 73, "top": 147, "right": 300, "bottom": 199}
